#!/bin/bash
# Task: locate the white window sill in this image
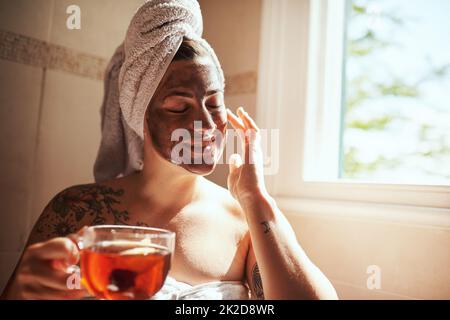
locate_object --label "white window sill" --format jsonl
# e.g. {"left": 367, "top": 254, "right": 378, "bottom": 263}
{"left": 276, "top": 196, "right": 450, "bottom": 228}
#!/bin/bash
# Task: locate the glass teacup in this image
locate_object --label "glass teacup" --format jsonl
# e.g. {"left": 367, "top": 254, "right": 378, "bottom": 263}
{"left": 73, "top": 225, "right": 175, "bottom": 300}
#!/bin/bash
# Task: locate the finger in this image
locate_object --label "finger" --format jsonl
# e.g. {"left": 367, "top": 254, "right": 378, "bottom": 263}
{"left": 77, "top": 226, "right": 89, "bottom": 235}
{"left": 236, "top": 107, "right": 251, "bottom": 130}
{"left": 227, "top": 108, "right": 245, "bottom": 130}
{"left": 237, "top": 107, "right": 260, "bottom": 131}
{"left": 61, "top": 288, "right": 90, "bottom": 300}
{"left": 227, "top": 109, "right": 248, "bottom": 158}
{"left": 244, "top": 134, "right": 251, "bottom": 165}
{"left": 22, "top": 282, "right": 88, "bottom": 300}
{"left": 28, "top": 262, "right": 78, "bottom": 291}
{"left": 236, "top": 108, "right": 256, "bottom": 158}
{"left": 229, "top": 153, "right": 243, "bottom": 173}
{"left": 67, "top": 226, "right": 88, "bottom": 250}
{"left": 243, "top": 113, "right": 260, "bottom": 131}
{"left": 27, "top": 237, "right": 80, "bottom": 265}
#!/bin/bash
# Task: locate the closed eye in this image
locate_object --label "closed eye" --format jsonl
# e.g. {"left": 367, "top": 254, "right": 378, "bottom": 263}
{"left": 167, "top": 106, "right": 189, "bottom": 114}
{"left": 207, "top": 105, "right": 224, "bottom": 110}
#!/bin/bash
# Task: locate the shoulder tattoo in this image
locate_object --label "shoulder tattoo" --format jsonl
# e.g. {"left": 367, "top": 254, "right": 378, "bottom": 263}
{"left": 35, "top": 184, "right": 147, "bottom": 238}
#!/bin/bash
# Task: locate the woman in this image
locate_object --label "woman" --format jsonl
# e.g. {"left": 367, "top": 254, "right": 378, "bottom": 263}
{"left": 2, "top": 0, "right": 337, "bottom": 300}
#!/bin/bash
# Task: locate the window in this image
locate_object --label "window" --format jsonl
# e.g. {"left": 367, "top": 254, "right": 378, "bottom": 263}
{"left": 341, "top": 0, "right": 450, "bottom": 185}
{"left": 257, "top": 0, "right": 450, "bottom": 214}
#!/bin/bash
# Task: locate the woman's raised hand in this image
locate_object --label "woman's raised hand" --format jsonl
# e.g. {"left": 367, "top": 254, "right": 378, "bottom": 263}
{"left": 226, "top": 107, "right": 267, "bottom": 206}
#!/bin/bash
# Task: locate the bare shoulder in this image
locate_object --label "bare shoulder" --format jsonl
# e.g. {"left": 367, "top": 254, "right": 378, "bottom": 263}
{"left": 28, "top": 180, "right": 130, "bottom": 245}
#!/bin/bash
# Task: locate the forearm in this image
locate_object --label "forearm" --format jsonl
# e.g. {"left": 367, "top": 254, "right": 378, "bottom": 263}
{"left": 241, "top": 191, "right": 338, "bottom": 300}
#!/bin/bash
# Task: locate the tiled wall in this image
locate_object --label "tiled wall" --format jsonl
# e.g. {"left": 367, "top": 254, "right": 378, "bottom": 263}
{"left": 0, "top": 0, "right": 260, "bottom": 293}
{"left": 0, "top": 0, "right": 146, "bottom": 292}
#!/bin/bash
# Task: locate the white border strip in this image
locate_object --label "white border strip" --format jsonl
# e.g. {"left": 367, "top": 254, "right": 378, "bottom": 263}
{"left": 277, "top": 196, "right": 450, "bottom": 228}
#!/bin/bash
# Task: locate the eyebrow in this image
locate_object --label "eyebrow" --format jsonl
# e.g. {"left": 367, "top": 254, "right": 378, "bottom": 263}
{"left": 206, "top": 89, "right": 223, "bottom": 96}
{"left": 164, "top": 88, "right": 224, "bottom": 99}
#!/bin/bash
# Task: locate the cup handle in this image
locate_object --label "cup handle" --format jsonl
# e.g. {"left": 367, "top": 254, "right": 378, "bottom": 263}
{"left": 67, "top": 226, "right": 88, "bottom": 251}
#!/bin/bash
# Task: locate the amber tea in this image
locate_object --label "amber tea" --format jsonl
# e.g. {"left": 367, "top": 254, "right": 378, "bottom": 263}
{"left": 75, "top": 226, "right": 175, "bottom": 300}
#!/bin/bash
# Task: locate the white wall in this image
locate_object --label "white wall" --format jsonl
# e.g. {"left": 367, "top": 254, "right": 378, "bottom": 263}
{"left": 287, "top": 211, "right": 449, "bottom": 299}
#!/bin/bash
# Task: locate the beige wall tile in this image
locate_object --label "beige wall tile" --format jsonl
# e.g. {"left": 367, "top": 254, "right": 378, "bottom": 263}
{"left": 199, "top": 0, "right": 262, "bottom": 76}
{"left": 286, "top": 212, "right": 450, "bottom": 299}
{"left": 30, "top": 70, "right": 103, "bottom": 226}
{"left": 49, "top": 0, "right": 143, "bottom": 58}
{"left": 0, "top": 0, "right": 53, "bottom": 41}
{"left": 0, "top": 60, "right": 42, "bottom": 251}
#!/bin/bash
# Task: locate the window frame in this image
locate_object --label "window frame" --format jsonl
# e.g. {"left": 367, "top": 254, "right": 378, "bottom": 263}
{"left": 256, "top": 0, "right": 450, "bottom": 225}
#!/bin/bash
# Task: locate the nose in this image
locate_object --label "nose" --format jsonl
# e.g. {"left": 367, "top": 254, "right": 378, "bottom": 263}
{"left": 193, "top": 105, "right": 217, "bottom": 140}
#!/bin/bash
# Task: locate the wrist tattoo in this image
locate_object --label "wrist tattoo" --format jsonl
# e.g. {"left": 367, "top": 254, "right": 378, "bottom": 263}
{"left": 260, "top": 221, "right": 270, "bottom": 234}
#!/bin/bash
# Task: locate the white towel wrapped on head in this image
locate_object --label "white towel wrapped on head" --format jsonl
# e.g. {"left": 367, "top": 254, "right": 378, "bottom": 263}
{"left": 94, "top": 0, "right": 225, "bottom": 182}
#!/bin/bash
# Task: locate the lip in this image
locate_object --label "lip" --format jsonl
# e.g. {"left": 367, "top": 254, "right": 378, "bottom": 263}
{"left": 180, "top": 139, "right": 215, "bottom": 149}
{"left": 192, "top": 145, "right": 215, "bottom": 160}
{"left": 192, "top": 144, "right": 214, "bottom": 154}
{"left": 172, "top": 142, "right": 216, "bottom": 163}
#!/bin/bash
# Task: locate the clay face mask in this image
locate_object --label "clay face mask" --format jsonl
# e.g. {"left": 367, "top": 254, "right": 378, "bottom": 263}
{"left": 146, "top": 56, "right": 227, "bottom": 175}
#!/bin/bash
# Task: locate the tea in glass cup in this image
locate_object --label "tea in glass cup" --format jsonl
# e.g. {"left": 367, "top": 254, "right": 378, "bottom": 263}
{"left": 74, "top": 225, "right": 175, "bottom": 300}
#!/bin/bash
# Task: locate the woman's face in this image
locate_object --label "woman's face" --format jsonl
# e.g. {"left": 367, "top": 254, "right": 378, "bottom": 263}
{"left": 146, "top": 55, "right": 227, "bottom": 175}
